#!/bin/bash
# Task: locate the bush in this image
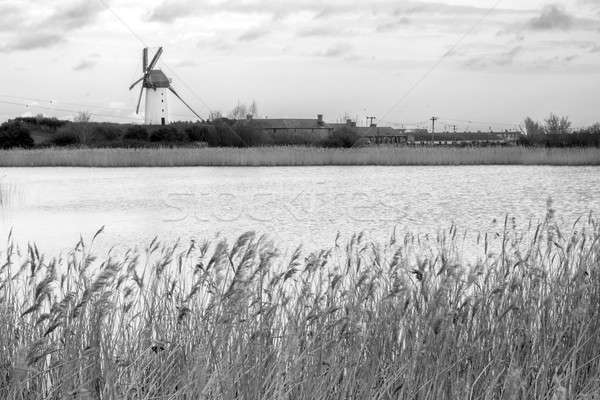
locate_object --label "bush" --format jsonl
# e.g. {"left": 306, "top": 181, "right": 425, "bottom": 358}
{"left": 322, "top": 126, "right": 360, "bottom": 148}
{"left": 16, "top": 116, "right": 67, "bottom": 130}
{"left": 214, "top": 122, "right": 245, "bottom": 147}
{"left": 0, "top": 120, "right": 34, "bottom": 149}
{"left": 234, "top": 123, "right": 273, "bottom": 146}
{"left": 93, "top": 125, "right": 122, "bottom": 141}
{"left": 51, "top": 131, "right": 80, "bottom": 146}
{"left": 150, "top": 126, "right": 186, "bottom": 142}
{"left": 185, "top": 124, "right": 221, "bottom": 146}
{"left": 124, "top": 125, "right": 148, "bottom": 141}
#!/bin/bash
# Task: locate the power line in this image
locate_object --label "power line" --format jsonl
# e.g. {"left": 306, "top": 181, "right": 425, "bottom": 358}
{"left": 96, "top": 0, "right": 148, "bottom": 47}
{"left": 380, "top": 0, "right": 504, "bottom": 121}
{"left": 0, "top": 94, "right": 197, "bottom": 121}
{"left": 95, "top": 0, "right": 213, "bottom": 118}
{"left": 0, "top": 100, "right": 141, "bottom": 122}
{"left": 94, "top": 0, "right": 252, "bottom": 146}
{"left": 439, "top": 117, "right": 520, "bottom": 128}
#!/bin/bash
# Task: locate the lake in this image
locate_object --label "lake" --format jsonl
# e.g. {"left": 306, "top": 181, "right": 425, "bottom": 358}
{"left": 1, "top": 166, "right": 599, "bottom": 255}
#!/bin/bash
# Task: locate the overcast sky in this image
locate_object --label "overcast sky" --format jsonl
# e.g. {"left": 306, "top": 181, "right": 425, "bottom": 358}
{"left": 1, "top": 0, "right": 599, "bottom": 130}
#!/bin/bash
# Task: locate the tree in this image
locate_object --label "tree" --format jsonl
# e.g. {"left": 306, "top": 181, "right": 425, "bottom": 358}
{"left": 0, "top": 121, "right": 34, "bottom": 149}
{"left": 150, "top": 126, "right": 186, "bottom": 142}
{"left": 228, "top": 102, "right": 248, "bottom": 120}
{"left": 124, "top": 125, "right": 148, "bottom": 141}
{"left": 544, "top": 113, "right": 571, "bottom": 135}
{"left": 248, "top": 100, "right": 258, "bottom": 117}
{"left": 323, "top": 126, "right": 360, "bottom": 148}
{"left": 209, "top": 111, "right": 223, "bottom": 121}
{"left": 74, "top": 111, "right": 92, "bottom": 123}
{"left": 524, "top": 117, "right": 544, "bottom": 136}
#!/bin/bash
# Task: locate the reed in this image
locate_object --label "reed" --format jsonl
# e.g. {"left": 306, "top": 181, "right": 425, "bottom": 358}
{"left": 1, "top": 146, "right": 600, "bottom": 167}
{"left": 1, "top": 211, "right": 600, "bottom": 399}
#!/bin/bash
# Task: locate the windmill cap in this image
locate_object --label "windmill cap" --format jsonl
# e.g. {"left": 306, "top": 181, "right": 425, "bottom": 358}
{"left": 145, "top": 70, "right": 171, "bottom": 88}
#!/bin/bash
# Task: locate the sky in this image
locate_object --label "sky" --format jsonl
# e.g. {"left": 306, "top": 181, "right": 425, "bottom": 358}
{"left": 0, "top": 0, "right": 599, "bottom": 130}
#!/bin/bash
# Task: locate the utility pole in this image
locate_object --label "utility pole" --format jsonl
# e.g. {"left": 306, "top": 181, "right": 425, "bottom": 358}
{"left": 367, "top": 116, "right": 376, "bottom": 127}
{"left": 452, "top": 124, "right": 457, "bottom": 134}
{"left": 430, "top": 116, "right": 438, "bottom": 142}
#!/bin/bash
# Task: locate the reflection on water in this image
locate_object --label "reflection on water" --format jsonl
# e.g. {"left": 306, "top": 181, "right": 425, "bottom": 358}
{"left": 0, "top": 166, "right": 599, "bottom": 255}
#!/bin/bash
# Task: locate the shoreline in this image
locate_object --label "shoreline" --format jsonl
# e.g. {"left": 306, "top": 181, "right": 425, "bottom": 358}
{"left": 1, "top": 146, "right": 600, "bottom": 167}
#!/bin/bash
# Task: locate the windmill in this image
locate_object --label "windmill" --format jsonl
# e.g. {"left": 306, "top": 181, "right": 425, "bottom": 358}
{"left": 129, "top": 47, "right": 202, "bottom": 125}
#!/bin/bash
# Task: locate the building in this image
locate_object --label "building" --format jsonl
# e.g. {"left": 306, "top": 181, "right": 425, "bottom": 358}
{"left": 243, "top": 114, "right": 333, "bottom": 137}
{"left": 407, "top": 131, "right": 521, "bottom": 146}
{"left": 237, "top": 114, "right": 521, "bottom": 147}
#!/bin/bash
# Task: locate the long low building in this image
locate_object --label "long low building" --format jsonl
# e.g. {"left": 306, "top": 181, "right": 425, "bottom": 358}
{"left": 408, "top": 131, "right": 521, "bottom": 146}
{"left": 238, "top": 114, "right": 521, "bottom": 146}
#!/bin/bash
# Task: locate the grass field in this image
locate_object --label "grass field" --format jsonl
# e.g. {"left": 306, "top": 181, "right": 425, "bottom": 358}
{"left": 1, "top": 211, "right": 600, "bottom": 399}
{"left": 1, "top": 146, "right": 600, "bottom": 167}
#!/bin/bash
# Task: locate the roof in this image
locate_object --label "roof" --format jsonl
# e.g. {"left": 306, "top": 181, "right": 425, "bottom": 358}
{"left": 357, "top": 126, "right": 406, "bottom": 137}
{"left": 145, "top": 70, "right": 171, "bottom": 88}
{"left": 247, "top": 119, "right": 331, "bottom": 130}
{"left": 410, "top": 132, "right": 512, "bottom": 141}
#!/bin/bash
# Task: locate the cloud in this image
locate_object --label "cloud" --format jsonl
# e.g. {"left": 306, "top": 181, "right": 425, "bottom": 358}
{"left": 238, "top": 28, "right": 269, "bottom": 42}
{"left": 316, "top": 42, "right": 353, "bottom": 58}
{"left": 463, "top": 46, "right": 522, "bottom": 69}
{"left": 0, "top": 1, "right": 105, "bottom": 53}
{"left": 528, "top": 5, "right": 574, "bottom": 30}
{"left": 1, "top": 32, "right": 65, "bottom": 52}
{"left": 297, "top": 26, "right": 340, "bottom": 38}
{"left": 73, "top": 60, "right": 97, "bottom": 71}
{"left": 0, "top": 4, "right": 23, "bottom": 31}
{"left": 376, "top": 18, "right": 411, "bottom": 33}
{"left": 174, "top": 59, "right": 198, "bottom": 68}
{"left": 146, "top": 0, "right": 530, "bottom": 23}
{"left": 147, "top": 0, "right": 193, "bottom": 23}
{"left": 46, "top": 1, "right": 105, "bottom": 30}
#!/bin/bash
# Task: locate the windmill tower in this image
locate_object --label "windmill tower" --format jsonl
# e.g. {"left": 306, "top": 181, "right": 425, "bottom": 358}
{"left": 129, "top": 47, "right": 202, "bottom": 125}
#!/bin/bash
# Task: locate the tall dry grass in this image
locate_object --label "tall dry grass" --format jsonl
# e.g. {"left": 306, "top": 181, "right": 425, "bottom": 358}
{"left": 1, "top": 212, "right": 600, "bottom": 399}
{"left": 1, "top": 146, "right": 600, "bottom": 167}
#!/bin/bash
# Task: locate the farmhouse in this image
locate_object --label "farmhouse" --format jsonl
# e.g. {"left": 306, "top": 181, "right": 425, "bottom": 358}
{"left": 244, "top": 114, "right": 333, "bottom": 137}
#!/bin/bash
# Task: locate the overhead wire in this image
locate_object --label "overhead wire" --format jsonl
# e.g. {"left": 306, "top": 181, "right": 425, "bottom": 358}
{"left": 379, "top": 0, "right": 504, "bottom": 122}
{"left": 95, "top": 0, "right": 213, "bottom": 118}
{"left": 94, "top": 0, "right": 251, "bottom": 145}
{"left": 0, "top": 94, "right": 198, "bottom": 121}
{"left": 0, "top": 100, "right": 141, "bottom": 122}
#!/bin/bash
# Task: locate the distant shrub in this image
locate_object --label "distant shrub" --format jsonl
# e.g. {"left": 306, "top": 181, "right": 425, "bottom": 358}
{"left": 234, "top": 123, "right": 273, "bottom": 147}
{"left": 214, "top": 122, "right": 245, "bottom": 147}
{"left": 186, "top": 124, "right": 222, "bottom": 146}
{"left": 322, "top": 126, "right": 360, "bottom": 148}
{"left": 51, "top": 131, "right": 80, "bottom": 146}
{"left": 150, "top": 126, "right": 186, "bottom": 142}
{"left": 186, "top": 125, "right": 208, "bottom": 142}
{"left": 0, "top": 120, "right": 34, "bottom": 149}
{"left": 124, "top": 125, "right": 148, "bottom": 141}
{"left": 16, "top": 116, "right": 67, "bottom": 130}
{"left": 93, "top": 125, "right": 122, "bottom": 141}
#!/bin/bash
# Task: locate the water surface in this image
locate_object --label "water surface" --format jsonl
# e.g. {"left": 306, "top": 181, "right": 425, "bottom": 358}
{"left": 1, "top": 166, "right": 598, "bottom": 255}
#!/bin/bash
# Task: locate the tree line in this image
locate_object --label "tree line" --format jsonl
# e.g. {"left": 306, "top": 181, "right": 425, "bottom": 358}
{"left": 520, "top": 114, "right": 600, "bottom": 147}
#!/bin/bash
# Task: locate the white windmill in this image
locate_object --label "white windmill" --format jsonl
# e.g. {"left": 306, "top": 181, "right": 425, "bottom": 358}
{"left": 129, "top": 47, "right": 202, "bottom": 125}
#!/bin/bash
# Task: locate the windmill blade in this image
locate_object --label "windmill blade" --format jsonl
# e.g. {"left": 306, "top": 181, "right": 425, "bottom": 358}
{"left": 168, "top": 86, "right": 203, "bottom": 121}
{"left": 143, "top": 48, "right": 148, "bottom": 72}
{"left": 147, "top": 47, "right": 163, "bottom": 71}
{"left": 129, "top": 76, "right": 145, "bottom": 91}
{"left": 136, "top": 86, "right": 144, "bottom": 114}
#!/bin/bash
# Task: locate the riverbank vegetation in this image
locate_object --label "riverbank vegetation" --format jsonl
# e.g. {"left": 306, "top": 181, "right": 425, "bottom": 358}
{"left": 1, "top": 146, "right": 600, "bottom": 167}
{"left": 1, "top": 114, "right": 599, "bottom": 151}
{"left": 1, "top": 211, "right": 600, "bottom": 399}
